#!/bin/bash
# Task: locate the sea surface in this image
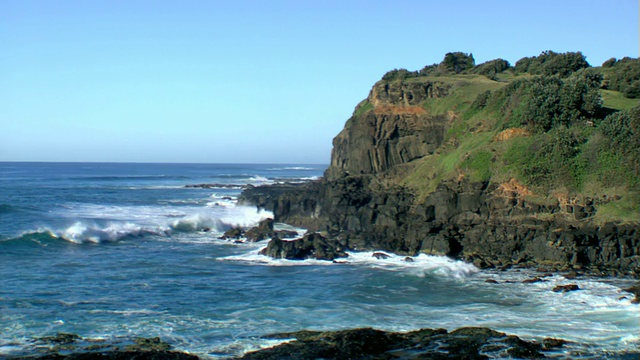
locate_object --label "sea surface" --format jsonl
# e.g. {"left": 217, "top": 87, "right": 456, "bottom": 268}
{"left": 0, "top": 162, "right": 638, "bottom": 359}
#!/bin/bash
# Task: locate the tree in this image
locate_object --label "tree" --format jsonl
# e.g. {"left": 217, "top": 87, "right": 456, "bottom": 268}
{"left": 514, "top": 51, "right": 589, "bottom": 77}
{"left": 439, "top": 52, "right": 475, "bottom": 74}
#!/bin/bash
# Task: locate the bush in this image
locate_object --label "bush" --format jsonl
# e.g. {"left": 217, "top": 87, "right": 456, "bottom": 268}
{"left": 515, "top": 51, "right": 589, "bottom": 77}
{"left": 602, "top": 57, "right": 617, "bottom": 68}
{"left": 471, "top": 90, "right": 492, "bottom": 110}
{"left": 439, "top": 52, "right": 475, "bottom": 74}
{"left": 471, "top": 58, "right": 511, "bottom": 79}
{"left": 519, "top": 127, "right": 584, "bottom": 190}
{"left": 598, "top": 105, "right": 640, "bottom": 176}
{"left": 381, "top": 68, "right": 419, "bottom": 81}
{"left": 605, "top": 57, "right": 640, "bottom": 98}
{"left": 492, "top": 69, "right": 603, "bottom": 132}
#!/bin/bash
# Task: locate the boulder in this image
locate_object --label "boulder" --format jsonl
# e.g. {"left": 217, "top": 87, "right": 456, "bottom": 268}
{"left": 372, "top": 252, "right": 391, "bottom": 260}
{"left": 553, "top": 284, "right": 580, "bottom": 292}
{"left": 218, "top": 227, "right": 245, "bottom": 240}
{"left": 259, "top": 233, "right": 348, "bottom": 261}
{"left": 245, "top": 218, "right": 275, "bottom": 242}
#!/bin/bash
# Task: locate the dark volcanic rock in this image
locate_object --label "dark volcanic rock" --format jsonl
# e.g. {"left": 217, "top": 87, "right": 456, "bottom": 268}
{"left": 623, "top": 283, "right": 640, "bottom": 303}
{"left": 552, "top": 284, "right": 580, "bottom": 292}
{"left": 372, "top": 252, "right": 391, "bottom": 259}
{"left": 259, "top": 233, "right": 348, "bottom": 261}
{"left": 219, "top": 227, "right": 244, "bottom": 240}
{"left": 240, "top": 178, "right": 640, "bottom": 275}
{"left": 12, "top": 335, "right": 199, "bottom": 360}
{"left": 245, "top": 218, "right": 275, "bottom": 242}
{"left": 243, "top": 326, "right": 548, "bottom": 360}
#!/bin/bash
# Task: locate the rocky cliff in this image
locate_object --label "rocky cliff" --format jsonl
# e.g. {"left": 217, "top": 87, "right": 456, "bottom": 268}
{"left": 325, "top": 81, "right": 449, "bottom": 180}
{"left": 240, "top": 70, "right": 640, "bottom": 276}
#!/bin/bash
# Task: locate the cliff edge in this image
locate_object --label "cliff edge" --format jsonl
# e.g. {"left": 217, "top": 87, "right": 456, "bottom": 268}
{"left": 241, "top": 51, "right": 640, "bottom": 276}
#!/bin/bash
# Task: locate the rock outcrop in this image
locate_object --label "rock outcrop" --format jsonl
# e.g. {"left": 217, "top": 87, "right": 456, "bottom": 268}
{"left": 241, "top": 326, "right": 563, "bottom": 360}
{"left": 325, "top": 81, "right": 450, "bottom": 180}
{"left": 259, "top": 233, "right": 348, "bottom": 261}
{"left": 239, "top": 75, "right": 640, "bottom": 275}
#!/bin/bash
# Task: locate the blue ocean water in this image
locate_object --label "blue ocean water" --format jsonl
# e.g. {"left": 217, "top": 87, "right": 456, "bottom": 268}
{"left": 0, "top": 162, "right": 638, "bottom": 358}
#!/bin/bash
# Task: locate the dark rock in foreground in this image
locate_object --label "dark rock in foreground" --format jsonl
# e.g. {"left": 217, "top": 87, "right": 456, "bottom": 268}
{"left": 241, "top": 327, "right": 555, "bottom": 360}
{"left": 552, "top": 284, "right": 580, "bottom": 292}
{"left": 13, "top": 327, "right": 640, "bottom": 359}
{"left": 9, "top": 335, "right": 198, "bottom": 360}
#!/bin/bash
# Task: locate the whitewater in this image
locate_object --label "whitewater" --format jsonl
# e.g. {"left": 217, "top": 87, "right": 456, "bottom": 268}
{"left": 0, "top": 162, "right": 638, "bottom": 359}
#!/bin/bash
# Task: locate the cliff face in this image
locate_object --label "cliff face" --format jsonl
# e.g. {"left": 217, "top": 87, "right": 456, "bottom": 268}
{"left": 325, "top": 81, "right": 449, "bottom": 180}
{"left": 239, "top": 76, "right": 640, "bottom": 276}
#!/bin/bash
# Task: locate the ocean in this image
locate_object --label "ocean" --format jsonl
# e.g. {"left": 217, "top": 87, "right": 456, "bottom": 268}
{"left": 0, "top": 162, "right": 638, "bottom": 358}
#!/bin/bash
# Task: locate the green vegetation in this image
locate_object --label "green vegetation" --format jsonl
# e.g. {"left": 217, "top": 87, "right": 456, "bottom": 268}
{"left": 353, "top": 100, "right": 374, "bottom": 117}
{"left": 601, "top": 90, "right": 638, "bottom": 111}
{"left": 514, "top": 51, "right": 589, "bottom": 77}
{"left": 602, "top": 57, "right": 640, "bottom": 98}
{"left": 378, "top": 51, "right": 640, "bottom": 222}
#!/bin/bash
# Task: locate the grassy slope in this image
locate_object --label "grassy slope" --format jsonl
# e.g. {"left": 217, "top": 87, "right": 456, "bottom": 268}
{"left": 389, "top": 73, "right": 639, "bottom": 224}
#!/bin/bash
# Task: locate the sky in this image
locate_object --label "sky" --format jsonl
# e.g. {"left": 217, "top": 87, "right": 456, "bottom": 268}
{"left": 1, "top": 1, "right": 638, "bottom": 164}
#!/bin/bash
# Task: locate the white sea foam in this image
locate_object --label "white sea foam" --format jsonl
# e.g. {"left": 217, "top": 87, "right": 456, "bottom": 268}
{"left": 219, "top": 249, "right": 479, "bottom": 279}
{"left": 247, "top": 175, "right": 273, "bottom": 185}
{"left": 219, "top": 206, "right": 273, "bottom": 228}
{"left": 266, "top": 166, "right": 316, "bottom": 171}
{"left": 41, "top": 201, "right": 273, "bottom": 244}
{"left": 206, "top": 193, "right": 237, "bottom": 208}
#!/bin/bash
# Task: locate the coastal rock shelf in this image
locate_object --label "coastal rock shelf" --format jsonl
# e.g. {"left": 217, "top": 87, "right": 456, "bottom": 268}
{"left": 7, "top": 327, "right": 578, "bottom": 360}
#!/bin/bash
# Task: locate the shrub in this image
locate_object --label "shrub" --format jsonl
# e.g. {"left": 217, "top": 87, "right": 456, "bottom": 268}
{"left": 598, "top": 105, "right": 640, "bottom": 176}
{"left": 381, "top": 68, "right": 419, "bottom": 81}
{"left": 605, "top": 57, "right": 640, "bottom": 98}
{"left": 515, "top": 51, "right": 589, "bottom": 77}
{"left": 471, "top": 58, "right": 511, "bottom": 79}
{"left": 439, "top": 52, "right": 475, "bottom": 74}
{"left": 495, "top": 70, "right": 603, "bottom": 132}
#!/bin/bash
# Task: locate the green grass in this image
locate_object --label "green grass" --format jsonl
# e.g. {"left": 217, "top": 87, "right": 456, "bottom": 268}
{"left": 372, "top": 72, "right": 639, "bottom": 224}
{"left": 414, "top": 75, "right": 506, "bottom": 116}
{"left": 593, "top": 194, "right": 640, "bottom": 225}
{"left": 601, "top": 89, "right": 638, "bottom": 111}
{"left": 353, "top": 100, "right": 374, "bottom": 117}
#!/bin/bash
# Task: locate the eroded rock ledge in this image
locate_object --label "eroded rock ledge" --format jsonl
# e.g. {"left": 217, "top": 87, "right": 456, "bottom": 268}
{"left": 239, "top": 178, "right": 640, "bottom": 276}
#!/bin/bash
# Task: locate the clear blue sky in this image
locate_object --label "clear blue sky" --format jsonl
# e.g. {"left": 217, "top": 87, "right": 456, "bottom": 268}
{"left": 1, "top": 0, "right": 637, "bottom": 164}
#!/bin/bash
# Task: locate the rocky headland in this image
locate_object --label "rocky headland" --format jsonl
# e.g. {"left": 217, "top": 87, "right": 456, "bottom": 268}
{"left": 240, "top": 52, "right": 640, "bottom": 277}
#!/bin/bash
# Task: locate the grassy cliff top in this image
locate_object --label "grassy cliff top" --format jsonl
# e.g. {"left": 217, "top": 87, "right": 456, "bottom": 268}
{"left": 360, "top": 52, "right": 640, "bottom": 224}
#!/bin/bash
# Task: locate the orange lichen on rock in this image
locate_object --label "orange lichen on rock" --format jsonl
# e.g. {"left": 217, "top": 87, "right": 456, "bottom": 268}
{"left": 373, "top": 104, "right": 426, "bottom": 115}
{"left": 494, "top": 128, "right": 529, "bottom": 141}
{"left": 497, "top": 178, "right": 532, "bottom": 197}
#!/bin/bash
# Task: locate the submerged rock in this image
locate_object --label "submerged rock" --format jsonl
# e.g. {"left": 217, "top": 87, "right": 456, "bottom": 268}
{"left": 552, "top": 284, "right": 580, "bottom": 292}
{"left": 623, "top": 283, "right": 640, "bottom": 303}
{"left": 372, "top": 252, "right": 391, "bottom": 260}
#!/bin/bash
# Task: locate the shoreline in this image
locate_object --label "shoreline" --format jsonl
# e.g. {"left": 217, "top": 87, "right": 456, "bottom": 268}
{"left": 6, "top": 324, "right": 640, "bottom": 359}
{"left": 4, "top": 261, "right": 638, "bottom": 360}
